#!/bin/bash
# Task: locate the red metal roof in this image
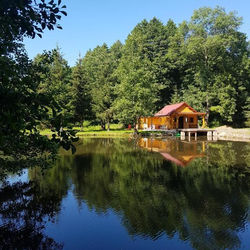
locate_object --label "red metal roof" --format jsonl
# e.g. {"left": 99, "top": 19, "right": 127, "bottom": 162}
{"left": 155, "top": 102, "right": 195, "bottom": 117}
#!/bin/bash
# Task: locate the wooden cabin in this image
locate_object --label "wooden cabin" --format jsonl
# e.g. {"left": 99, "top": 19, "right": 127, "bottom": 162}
{"left": 138, "top": 102, "right": 206, "bottom": 130}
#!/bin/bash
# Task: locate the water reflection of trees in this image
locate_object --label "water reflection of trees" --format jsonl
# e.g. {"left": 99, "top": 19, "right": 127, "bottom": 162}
{"left": 0, "top": 181, "right": 63, "bottom": 249}
{"left": 27, "top": 138, "right": 250, "bottom": 249}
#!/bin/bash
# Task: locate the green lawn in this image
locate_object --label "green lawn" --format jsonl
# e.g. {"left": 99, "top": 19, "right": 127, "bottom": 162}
{"left": 40, "top": 124, "right": 134, "bottom": 137}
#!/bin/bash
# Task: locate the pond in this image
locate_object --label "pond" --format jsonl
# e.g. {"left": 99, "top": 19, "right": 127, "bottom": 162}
{"left": 1, "top": 138, "right": 250, "bottom": 249}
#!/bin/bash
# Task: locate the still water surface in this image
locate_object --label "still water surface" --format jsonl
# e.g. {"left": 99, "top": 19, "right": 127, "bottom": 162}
{"left": 1, "top": 138, "right": 250, "bottom": 249}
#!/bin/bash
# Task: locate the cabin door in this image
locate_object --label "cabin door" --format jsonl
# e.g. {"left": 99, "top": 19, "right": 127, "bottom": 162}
{"left": 178, "top": 116, "right": 184, "bottom": 129}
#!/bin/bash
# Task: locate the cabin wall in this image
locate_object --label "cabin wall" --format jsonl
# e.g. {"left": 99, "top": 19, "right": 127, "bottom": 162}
{"left": 170, "top": 115, "right": 198, "bottom": 129}
{"left": 139, "top": 116, "right": 172, "bottom": 129}
{"left": 139, "top": 114, "right": 199, "bottom": 129}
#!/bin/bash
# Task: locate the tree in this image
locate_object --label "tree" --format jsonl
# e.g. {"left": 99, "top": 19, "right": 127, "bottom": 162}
{"left": 0, "top": 0, "right": 66, "bottom": 41}
{"left": 114, "top": 56, "right": 161, "bottom": 128}
{"left": 170, "top": 7, "right": 250, "bottom": 126}
{"left": 71, "top": 57, "right": 93, "bottom": 130}
{"left": 0, "top": 1, "right": 77, "bottom": 171}
{"left": 117, "top": 18, "right": 175, "bottom": 109}
{"left": 113, "top": 19, "right": 170, "bottom": 127}
{"left": 34, "top": 47, "right": 73, "bottom": 126}
{"left": 80, "top": 42, "right": 123, "bottom": 130}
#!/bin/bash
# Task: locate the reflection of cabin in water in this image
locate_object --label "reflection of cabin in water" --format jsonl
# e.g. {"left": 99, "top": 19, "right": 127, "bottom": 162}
{"left": 138, "top": 102, "right": 206, "bottom": 130}
{"left": 139, "top": 138, "right": 205, "bottom": 166}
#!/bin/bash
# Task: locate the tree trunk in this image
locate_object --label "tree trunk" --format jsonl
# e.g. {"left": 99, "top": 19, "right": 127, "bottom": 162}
{"left": 101, "top": 122, "right": 106, "bottom": 130}
{"left": 206, "top": 95, "right": 210, "bottom": 126}
{"left": 107, "top": 119, "right": 110, "bottom": 131}
{"left": 133, "top": 118, "right": 138, "bottom": 134}
{"left": 80, "top": 118, "right": 83, "bottom": 132}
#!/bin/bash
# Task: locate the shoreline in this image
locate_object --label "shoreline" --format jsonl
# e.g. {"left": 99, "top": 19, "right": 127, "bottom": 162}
{"left": 40, "top": 127, "right": 250, "bottom": 142}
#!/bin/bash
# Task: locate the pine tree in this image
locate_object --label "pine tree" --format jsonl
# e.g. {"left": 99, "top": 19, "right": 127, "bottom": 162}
{"left": 71, "top": 57, "right": 92, "bottom": 130}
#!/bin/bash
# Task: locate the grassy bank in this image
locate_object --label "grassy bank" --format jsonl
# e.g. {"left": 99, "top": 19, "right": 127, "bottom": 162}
{"left": 40, "top": 124, "right": 134, "bottom": 137}
{"left": 39, "top": 124, "right": 250, "bottom": 141}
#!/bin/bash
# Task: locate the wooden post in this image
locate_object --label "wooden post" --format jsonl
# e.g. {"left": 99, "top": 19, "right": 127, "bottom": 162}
{"left": 207, "top": 131, "right": 212, "bottom": 140}
{"left": 188, "top": 132, "right": 191, "bottom": 141}
{"left": 202, "top": 115, "right": 206, "bottom": 128}
{"left": 213, "top": 131, "right": 218, "bottom": 141}
{"left": 195, "top": 132, "right": 197, "bottom": 141}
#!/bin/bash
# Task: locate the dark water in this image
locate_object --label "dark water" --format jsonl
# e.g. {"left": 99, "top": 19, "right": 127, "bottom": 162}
{"left": 1, "top": 138, "right": 250, "bottom": 249}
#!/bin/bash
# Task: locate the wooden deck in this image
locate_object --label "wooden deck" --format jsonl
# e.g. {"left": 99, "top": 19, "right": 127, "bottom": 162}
{"left": 179, "top": 128, "right": 217, "bottom": 141}
{"left": 178, "top": 128, "right": 215, "bottom": 132}
{"left": 142, "top": 128, "right": 218, "bottom": 141}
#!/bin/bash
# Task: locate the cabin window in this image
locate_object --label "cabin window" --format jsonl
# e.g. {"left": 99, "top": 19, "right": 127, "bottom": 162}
{"left": 190, "top": 117, "right": 194, "bottom": 123}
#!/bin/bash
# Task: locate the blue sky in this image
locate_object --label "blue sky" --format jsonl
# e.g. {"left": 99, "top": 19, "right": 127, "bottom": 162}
{"left": 24, "top": 0, "right": 250, "bottom": 66}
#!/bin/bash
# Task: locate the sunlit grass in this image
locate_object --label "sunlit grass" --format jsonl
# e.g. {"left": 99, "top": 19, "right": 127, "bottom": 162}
{"left": 39, "top": 124, "right": 134, "bottom": 136}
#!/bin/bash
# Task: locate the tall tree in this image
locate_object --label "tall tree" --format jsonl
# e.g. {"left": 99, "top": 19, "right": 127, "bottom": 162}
{"left": 114, "top": 56, "right": 161, "bottom": 128}
{"left": 71, "top": 57, "right": 93, "bottom": 130}
{"left": 81, "top": 42, "right": 123, "bottom": 130}
{"left": 0, "top": 1, "right": 77, "bottom": 170}
{"left": 170, "top": 7, "right": 250, "bottom": 126}
{"left": 34, "top": 47, "right": 73, "bottom": 126}
{"left": 119, "top": 18, "right": 175, "bottom": 108}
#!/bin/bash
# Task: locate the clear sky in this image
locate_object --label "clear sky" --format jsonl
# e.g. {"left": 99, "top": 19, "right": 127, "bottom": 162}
{"left": 24, "top": 0, "right": 250, "bottom": 66}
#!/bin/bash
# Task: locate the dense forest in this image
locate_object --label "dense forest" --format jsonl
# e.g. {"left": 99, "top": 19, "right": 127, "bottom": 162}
{"left": 33, "top": 7, "right": 250, "bottom": 129}
{"left": 0, "top": 1, "right": 249, "bottom": 166}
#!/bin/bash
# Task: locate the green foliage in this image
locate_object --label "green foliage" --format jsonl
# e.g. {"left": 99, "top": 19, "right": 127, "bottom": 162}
{"left": 0, "top": 0, "right": 78, "bottom": 172}
{"left": 0, "top": 46, "right": 55, "bottom": 158}
{"left": 71, "top": 9, "right": 249, "bottom": 127}
{"left": 114, "top": 56, "right": 161, "bottom": 126}
{"left": 170, "top": 7, "right": 250, "bottom": 126}
{"left": 79, "top": 41, "right": 123, "bottom": 130}
{"left": 1, "top": 2, "right": 249, "bottom": 177}
{"left": 34, "top": 47, "right": 73, "bottom": 126}
{"left": 71, "top": 57, "right": 93, "bottom": 128}
{"left": 116, "top": 18, "right": 176, "bottom": 109}
{"left": 0, "top": 0, "right": 67, "bottom": 43}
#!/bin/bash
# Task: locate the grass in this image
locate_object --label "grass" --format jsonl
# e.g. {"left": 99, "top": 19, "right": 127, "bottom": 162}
{"left": 40, "top": 124, "right": 134, "bottom": 137}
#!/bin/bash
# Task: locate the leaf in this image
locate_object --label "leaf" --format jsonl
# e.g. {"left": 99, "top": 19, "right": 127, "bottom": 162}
{"left": 58, "top": 0, "right": 62, "bottom": 5}
{"left": 71, "top": 144, "right": 76, "bottom": 154}
{"left": 41, "top": 22, "right": 46, "bottom": 29}
{"left": 54, "top": 8, "right": 59, "bottom": 14}
{"left": 62, "top": 142, "right": 70, "bottom": 150}
{"left": 61, "top": 11, "right": 67, "bottom": 16}
{"left": 71, "top": 137, "right": 79, "bottom": 142}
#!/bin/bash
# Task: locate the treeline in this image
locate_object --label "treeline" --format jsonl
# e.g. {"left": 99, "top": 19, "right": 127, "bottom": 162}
{"left": 1, "top": 2, "right": 250, "bottom": 165}
{"left": 34, "top": 6, "right": 250, "bottom": 129}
